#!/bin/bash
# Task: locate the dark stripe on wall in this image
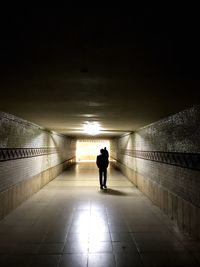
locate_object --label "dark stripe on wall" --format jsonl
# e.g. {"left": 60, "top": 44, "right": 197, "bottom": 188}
{"left": 0, "top": 148, "right": 59, "bottom": 162}
{"left": 120, "top": 150, "right": 200, "bottom": 171}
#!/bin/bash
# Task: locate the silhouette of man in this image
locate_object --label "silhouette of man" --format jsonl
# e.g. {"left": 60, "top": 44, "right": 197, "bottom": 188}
{"left": 96, "top": 149, "right": 109, "bottom": 189}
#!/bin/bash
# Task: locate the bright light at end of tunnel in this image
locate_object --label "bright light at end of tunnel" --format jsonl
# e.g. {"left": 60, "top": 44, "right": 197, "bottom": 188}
{"left": 83, "top": 122, "right": 101, "bottom": 135}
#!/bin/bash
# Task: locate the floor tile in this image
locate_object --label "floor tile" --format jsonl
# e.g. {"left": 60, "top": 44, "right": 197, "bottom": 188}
{"left": 141, "top": 252, "right": 198, "bottom": 266}
{"left": 89, "top": 232, "right": 111, "bottom": 242}
{"left": 29, "top": 255, "right": 61, "bottom": 267}
{"left": 115, "top": 253, "right": 143, "bottom": 267}
{"left": 135, "top": 240, "right": 186, "bottom": 253}
{"left": 63, "top": 241, "right": 89, "bottom": 253}
{"left": 38, "top": 243, "right": 64, "bottom": 254}
{"left": 111, "top": 232, "right": 133, "bottom": 242}
{"left": 89, "top": 241, "right": 113, "bottom": 253}
{"left": 66, "top": 232, "right": 89, "bottom": 242}
{"left": 113, "top": 242, "right": 138, "bottom": 253}
{"left": 59, "top": 253, "right": 88, "bottom": 267}
{"left": 0, "top": 162, "right": 199, "bottom": 267}
{"left": 88, "top": 253, "right": 116, "bottom": 267}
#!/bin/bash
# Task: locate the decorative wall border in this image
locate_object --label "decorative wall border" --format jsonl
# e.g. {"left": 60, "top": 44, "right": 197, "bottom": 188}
{"left": 120, "top": 149, "right": 200, "bottom": 171}
{"left": 0, "top": 148, "right": 59, "bottom": 162}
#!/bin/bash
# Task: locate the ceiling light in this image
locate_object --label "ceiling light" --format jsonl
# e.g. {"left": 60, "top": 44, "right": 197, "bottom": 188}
{"left": 83, "top": 122, "right": 101, "bottom": 135}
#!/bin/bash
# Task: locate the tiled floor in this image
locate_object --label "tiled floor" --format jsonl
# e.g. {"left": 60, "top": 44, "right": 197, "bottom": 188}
{"left": 0, "top": 162, "right": 200, "bottom": 266}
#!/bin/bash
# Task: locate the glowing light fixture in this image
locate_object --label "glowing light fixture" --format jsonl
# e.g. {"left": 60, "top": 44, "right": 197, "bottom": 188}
{"left": 83, "top": 121, "right": 101, "bottom": 135}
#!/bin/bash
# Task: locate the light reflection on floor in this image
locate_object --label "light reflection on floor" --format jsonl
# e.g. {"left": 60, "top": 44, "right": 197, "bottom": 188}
{"left": 0, "top": 162, "right": 199, "bottom": 266}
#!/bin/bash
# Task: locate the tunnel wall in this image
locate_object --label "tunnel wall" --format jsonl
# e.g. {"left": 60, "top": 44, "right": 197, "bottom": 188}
{"left": 110, "top": 105, "right": 200, "bottom": 239}
{"left": 0, "top": 112, "right": 76, "bottom": 220}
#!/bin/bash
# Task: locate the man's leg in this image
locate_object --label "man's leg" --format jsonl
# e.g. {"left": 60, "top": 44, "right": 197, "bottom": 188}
{"left": 99, "top": 169, "right": 103, "bottom": 189}
{"left": 103, "top": 168, "right": 107, "bottom": 188}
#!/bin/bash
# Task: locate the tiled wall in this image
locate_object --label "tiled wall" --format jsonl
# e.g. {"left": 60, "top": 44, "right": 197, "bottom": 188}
{"left": 0, "top": 112, "right": 76, "bottom": 219}
{"left": 110, "top": 105, "right": 200, "bottom": 239}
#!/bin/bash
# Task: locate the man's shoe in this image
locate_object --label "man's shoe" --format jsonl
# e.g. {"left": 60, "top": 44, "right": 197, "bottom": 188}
{"left": 100, "top": 186, "right": 103, "bottom": 190}
{"left": 103, "top": 185, "right": 107, "bottom": 189}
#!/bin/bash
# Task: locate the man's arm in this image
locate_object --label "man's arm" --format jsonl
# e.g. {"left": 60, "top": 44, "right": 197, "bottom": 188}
{"left": 96, "top": 155, "right": 99, "bottom": 168}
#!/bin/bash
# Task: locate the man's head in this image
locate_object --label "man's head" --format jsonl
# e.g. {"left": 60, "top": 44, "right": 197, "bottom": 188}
{"left": 100, "top": 149, "right": 104, "bottom": 154}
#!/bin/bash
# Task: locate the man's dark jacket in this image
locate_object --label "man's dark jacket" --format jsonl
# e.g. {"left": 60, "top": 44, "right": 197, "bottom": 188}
{"left": 96, "top": 154, "right": 109, "bottom": 169}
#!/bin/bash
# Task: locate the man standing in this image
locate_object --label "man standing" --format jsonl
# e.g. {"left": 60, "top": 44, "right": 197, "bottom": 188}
{"left": 96, "top": 149, "right": 109, "bottom": 190}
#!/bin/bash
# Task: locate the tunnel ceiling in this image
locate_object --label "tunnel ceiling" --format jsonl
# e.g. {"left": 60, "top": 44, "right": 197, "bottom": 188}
{"left": 0, "top": 7, "right": 199, "bottom": 137}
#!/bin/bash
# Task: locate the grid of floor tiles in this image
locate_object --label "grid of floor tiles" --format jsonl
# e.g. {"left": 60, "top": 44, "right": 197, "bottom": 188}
{"left": 0, "top": 162, "right": 200, "bottom": 266}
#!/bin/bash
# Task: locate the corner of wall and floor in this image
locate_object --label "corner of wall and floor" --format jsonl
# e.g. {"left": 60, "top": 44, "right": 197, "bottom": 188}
{"left": 110, "top": 105, "right": 200, "bottom": 240}
{"left": 0, "top": 111, "right": 76, "bottom": 220}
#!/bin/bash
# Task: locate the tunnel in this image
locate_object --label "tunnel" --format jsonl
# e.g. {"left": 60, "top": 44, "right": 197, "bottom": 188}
{"left": 0, "top": 7, "right": 200, "bottom": 267}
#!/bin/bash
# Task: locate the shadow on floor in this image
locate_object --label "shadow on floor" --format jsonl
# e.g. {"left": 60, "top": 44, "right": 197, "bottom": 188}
{"left": 100, "top": 188, "right": 128, "bottom": 196}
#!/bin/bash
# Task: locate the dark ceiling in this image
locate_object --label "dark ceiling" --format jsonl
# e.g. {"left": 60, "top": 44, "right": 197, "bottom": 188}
{"left": 0, "top": 7, "right": 199, "bottom": 137}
